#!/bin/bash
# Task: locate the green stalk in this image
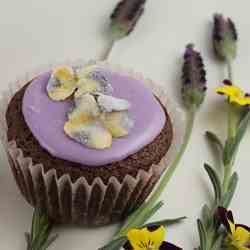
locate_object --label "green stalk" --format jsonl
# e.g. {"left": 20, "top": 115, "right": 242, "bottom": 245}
{"left": 101, "top": 38, "right": 115, "bottom": 61}
{"left": 223, "top": 59, "right": 236, "bottom": 192}
{"left": 114, "top": 105, "right": 196, "bottom": 238}
{"left": 142, "top": 105, "right": 196, "bottom": 209}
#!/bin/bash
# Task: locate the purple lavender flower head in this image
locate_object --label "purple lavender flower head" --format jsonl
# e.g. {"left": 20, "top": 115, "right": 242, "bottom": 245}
{"left": 182, "top": 44, "right": 207, "bottom": 109}
{"left": 110, "top": 0, "right": 146, "bottom": 40}
{"left": 213, "top": 14, "right": 238, "bottom": 61}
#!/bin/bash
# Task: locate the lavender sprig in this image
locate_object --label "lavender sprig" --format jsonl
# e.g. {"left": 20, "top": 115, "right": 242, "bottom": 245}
{"left": 110, "top": 0, "right": 146, "bottom": 40}
{"left": 182, "top": 44, "right": 207, "bottom": 109}
{"left": 101, "top": 0, "right": 147, "bottom": 60}
{"left": 213, "top": 13, "right": 238, "bottom": 75}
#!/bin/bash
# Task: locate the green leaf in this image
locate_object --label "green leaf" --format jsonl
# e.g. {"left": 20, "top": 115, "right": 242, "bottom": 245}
{"left": 204, "top": 164, "right": 222, "bottom": 204}
{"left": 211, "top": 234, "right": 224, "bottom": 250}
{"left": 222, "top": 172, "right": 239, "bottom": 208}
{"left": 205, "top": 131, "right": 223, "bottom": 152}
{"left": 201, "top": 205, "right": 212, "bottom": 229}
{"left": 223, "top": 111, "right": 250, "bottom": 165}
{"left": 138, "top": 201, "right": 164, "bottom": 228}
{"left": 26, "top": 209, "right": 57, "bottom": 250}
{"left": 98, "top": 237, "right": 127, "bottom": 250}
{"left": 197, "top": 219, "right": 207, "bottom": 250}
{"left": 143, "top": 216, "right": 187, "bottom": 228}
{"left": 116, "top": 201, "right": 164, "bottom": 238}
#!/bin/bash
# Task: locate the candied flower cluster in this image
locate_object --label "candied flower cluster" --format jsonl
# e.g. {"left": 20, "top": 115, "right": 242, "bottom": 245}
{"left": 47, "top": 65, "right": 134, "bottom": 149}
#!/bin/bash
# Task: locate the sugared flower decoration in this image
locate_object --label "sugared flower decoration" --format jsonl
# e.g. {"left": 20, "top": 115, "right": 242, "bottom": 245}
{"left": 182, "top": 44, "right": 207, "bottom": 109}
{"left": 216, "top": 80, "right": 250, "bottom": 106}
{"left": 47, "top": 66, "right": 77, "bottom": 101}
{"left": 213, "top": 14, "right": 238, "bottom": 61}
{"left": 218, "top": 207, "right": 250, "bottom": 249}
{"left": 47, "top": 65, "right": 134, "bottom": 149}
{"left": 110, "top": 0, "right": 146, "bottom": 40}
{"left": 124, "top": 226, "right": 182, "bottom": 250}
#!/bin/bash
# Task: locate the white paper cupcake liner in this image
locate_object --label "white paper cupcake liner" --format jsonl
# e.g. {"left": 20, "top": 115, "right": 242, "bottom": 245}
{"left": 0, "top": 60, "right": 186, "bottom": 226}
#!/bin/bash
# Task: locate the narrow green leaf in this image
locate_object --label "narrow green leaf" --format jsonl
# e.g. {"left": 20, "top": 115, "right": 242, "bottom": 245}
{"left": 223, "top": 111, "right": 250, "bottom": 165}
{"left": 116, "top": 201, "right": 164, "bottom": 238}
{"left": 211, "top": 234, "right": 224, "bottom": 250}
{"left": 222, "top": 172, "right": 239, "bottom": 208}
{"left": 98, "top": 237, "right": 127, "bottom": 250}
{"left": 197, "top": 219, "right": 207, "bottom": 250}
{"left": 223, "top": 138, "right": 234, "bottom": 166}
{"left": 204, "top": 164, "right": 222, "bottom": 204}
{"left": 31, "top": 209, "right": 40, "bottom": 241}
{"left": 205, "top": 131, "right": 223, "bottom": 152}
{"left": 138, "top": 201, "right": 164, "bottom": 227}
{"left": 31, "top": 224, "right": 50, "bottom": 250}
{"left": 143, "top": 216, "right": 187, "bottom": 228}
{"left": 201, "top": 205, "right": 212, "bottom": 229}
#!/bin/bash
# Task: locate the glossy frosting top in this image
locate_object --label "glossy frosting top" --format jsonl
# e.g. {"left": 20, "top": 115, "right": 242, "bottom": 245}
{"left": 22, "top": 67, "right": 166, "bottom": 166}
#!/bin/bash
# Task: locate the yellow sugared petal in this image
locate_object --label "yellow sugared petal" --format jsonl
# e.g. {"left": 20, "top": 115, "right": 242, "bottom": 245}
{"left": 53, "top": 66, "right": 75, "bottom": 83}
{"left": 74, "top": 78, "right": 100, "bottom": 98}
{"left": 47, "top": 66, "right": 77, "bottom": 101}
{"left": 68, "top": 93, "right": 100, "bottom": 122}
{"left": 64, "top": 120, "right": 112, "bottom": 149}
{"left": 100, "top": 111, "right": 134, "bottom": 138}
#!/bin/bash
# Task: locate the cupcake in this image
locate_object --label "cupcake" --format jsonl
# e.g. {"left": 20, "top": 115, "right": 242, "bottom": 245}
{"left": 1, "top": 62, "right": 176, "bottom": 226}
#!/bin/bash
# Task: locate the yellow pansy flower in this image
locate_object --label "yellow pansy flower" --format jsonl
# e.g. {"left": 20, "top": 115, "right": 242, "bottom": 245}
{"left": 216, "top": 82, "right": 250, "bottom": 106}
{"left": 125, "top": 226, "right": 181, "bottom": 250}
{"left": 218, "top": 207, "right": 250, "bottom": 250}
{"left": 228, "top": 220, "right": 250, "bottom": 250}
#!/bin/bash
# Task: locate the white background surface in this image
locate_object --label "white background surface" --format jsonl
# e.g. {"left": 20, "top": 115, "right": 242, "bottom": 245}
{"left": 0, "top": 0, "right": 250, "bottom": 249}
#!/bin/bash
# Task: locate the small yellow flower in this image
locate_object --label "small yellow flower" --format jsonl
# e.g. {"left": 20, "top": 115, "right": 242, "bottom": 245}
{"left": 218, "top": 207, "right": 250, "bottom": 250}
{"left": 126, "top": 226, "right": 181, "bottom": 250}
{"left": 127, "top": 226, "right": 165, "bottom": 250}
{"left": 228, "top": 220, "right": 250, "bottom": 250}
{"left": 216, "top": 84, "right": 250, "bottom": 106}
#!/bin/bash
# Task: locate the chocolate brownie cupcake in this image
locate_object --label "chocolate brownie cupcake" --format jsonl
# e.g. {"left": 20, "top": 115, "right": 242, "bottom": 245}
{"left": 2, "top": 62, "right": 175, "bottom": 226}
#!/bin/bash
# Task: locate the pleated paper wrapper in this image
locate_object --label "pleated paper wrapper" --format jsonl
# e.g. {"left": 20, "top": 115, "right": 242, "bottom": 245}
{"left": 0, "top": 61, "right": 186, "bottom": 226}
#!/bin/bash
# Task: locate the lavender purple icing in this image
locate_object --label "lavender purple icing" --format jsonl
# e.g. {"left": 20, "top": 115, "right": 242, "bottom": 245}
{"left": 22, "top": 68, "right": 166, "bottom": 167}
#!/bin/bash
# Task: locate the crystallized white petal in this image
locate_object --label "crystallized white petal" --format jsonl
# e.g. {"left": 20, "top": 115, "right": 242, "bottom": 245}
{"left": 96, "top": 94, "right": 131, "bottom": 113}
{"left": 68, "top": 93, "right": 100, "bottom": 122}
{"left": 100, "top": 111, "right": 134, "bottom": 138}
{"left": 64, "top": 120, "right": 112, "bottom": 149}
{"left": 47, "top": 66, "right": 77, "bottom": 101}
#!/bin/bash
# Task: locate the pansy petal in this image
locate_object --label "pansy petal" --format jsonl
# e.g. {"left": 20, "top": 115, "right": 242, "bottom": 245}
{"left": 47, "top": 66, "right": 77, "bottom": 101}
{"left": 97, "top": 94, "right": 131, "bottom": 113}
{"left": 74, "top": 78, "right": 100, "bottom": 98}
{"left": 229, "top": 219, "right": 236, "bottom": 235}
{"left": 146, "top": 226, "right": 165, "bottom": 249}
{"left": 127, "top": 228, "right": 149, "bottom": 250}
{"left": 236, "top": 224, "right": 250, "bottom": 233}
{"left": 159, "top": 241, "right": 182, "bottom": 250}
{"left": 64, "top": 119, "right": 112, "bottom": 149}
{"left": 74, "top": 77, "right": 113, "bottom": 97}
{"left": 233, "top": 226, "right": 250, "bottom": 246}
{"left": 218, "top": 207, "right": 233, "bottom": 232}
{"left": 100, "top": 111, "right": 134, "bottom": 138}
{"left": 68, "top": 93, "right": 100, "bottom": 123}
